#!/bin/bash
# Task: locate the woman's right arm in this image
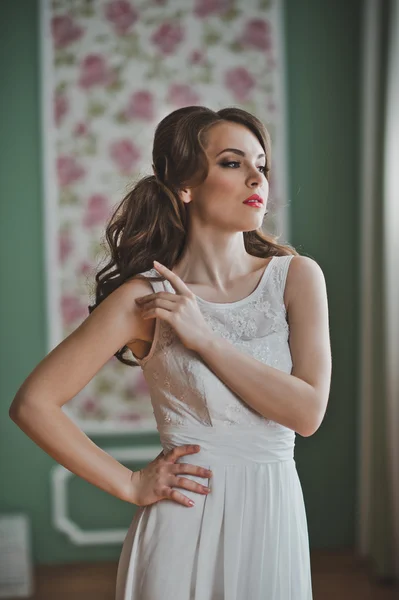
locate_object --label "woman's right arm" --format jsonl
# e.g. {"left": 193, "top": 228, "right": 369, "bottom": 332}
{"left": 9, "top": 279, "right": 151, "bottom": 504}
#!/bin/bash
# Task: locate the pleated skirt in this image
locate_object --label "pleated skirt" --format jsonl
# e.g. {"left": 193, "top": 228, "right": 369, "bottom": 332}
{"left": 116, "top": 425, "right": 313, "bottom": 600}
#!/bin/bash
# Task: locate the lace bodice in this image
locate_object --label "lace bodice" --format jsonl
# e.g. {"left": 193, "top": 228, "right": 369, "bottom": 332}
{"left": 131, "top": 255, "right": 295, "bottom": 433}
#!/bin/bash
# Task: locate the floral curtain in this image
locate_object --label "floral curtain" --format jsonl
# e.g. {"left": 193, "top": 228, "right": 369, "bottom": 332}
{"left": 41, "top": 0, "right": 288, "bottom": 434}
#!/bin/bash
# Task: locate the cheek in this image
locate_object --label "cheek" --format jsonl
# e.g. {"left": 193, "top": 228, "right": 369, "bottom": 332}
{"left": 205, "top": 169, "right": 238, "bottom": 193}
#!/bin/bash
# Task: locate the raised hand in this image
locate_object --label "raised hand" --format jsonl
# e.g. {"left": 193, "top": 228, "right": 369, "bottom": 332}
{"left": 135, "top": 261, "right": 214, "bottom": 353}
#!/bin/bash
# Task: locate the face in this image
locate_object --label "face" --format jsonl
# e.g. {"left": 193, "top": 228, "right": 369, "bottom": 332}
{"left": 180, "top": 121, "right": 269, "bottom": 232}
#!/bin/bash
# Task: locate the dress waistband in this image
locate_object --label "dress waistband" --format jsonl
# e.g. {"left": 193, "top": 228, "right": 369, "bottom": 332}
{"left": 158, "top": 425, "right": 295, "bottom": 466}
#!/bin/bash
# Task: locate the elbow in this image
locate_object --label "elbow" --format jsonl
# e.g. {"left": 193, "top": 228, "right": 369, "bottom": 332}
{"left": 9, "top": 399, "right": 24, "bottom": 424}
{"left": 300, "top": 411, "right": 324, "bottom": 438}
{"left": 300, "top": 423, "right": 319, "bottom": 438}
{"left": 299, "top": 388, "right": 327, "bottom": 437}
{"left": 9, "top": 395, "right": 34, "bottom": 424}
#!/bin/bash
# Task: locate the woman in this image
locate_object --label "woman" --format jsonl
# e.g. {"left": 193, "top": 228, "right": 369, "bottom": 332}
{"left": 10, "top": 105, "right": 331, "bottom": 599}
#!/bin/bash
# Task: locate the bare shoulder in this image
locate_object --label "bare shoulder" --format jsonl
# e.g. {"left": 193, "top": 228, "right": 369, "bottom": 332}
{"left": 112, "top": 275, "right": 157, "bottom": 343}
{"left": 92, "top": 273, "right": 154, "bottom": 321}
{"left": 119, "top": 274, "right": 156, "bottom": 303}
{"left": 284, "top": 255, "right": 327, "bottom": 311}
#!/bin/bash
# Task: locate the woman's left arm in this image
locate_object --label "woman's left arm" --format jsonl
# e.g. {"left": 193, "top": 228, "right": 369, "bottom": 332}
{"left": 195, "top": 256, "right": 332, "bottom": 437}
{"left": 137, "top": 257, "right": 332, "bottom": 437}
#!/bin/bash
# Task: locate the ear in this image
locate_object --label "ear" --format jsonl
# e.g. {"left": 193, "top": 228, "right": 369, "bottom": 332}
{"left": 178, "top": 188, "right": 193, "bottom": 204}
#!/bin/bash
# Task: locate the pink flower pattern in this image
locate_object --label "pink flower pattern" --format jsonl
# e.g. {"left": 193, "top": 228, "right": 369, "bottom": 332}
{"left": 74, "top": 122, "right": 89, "bottom": 136}
{"left": 224, "top": 67, "right": 256, "bottom": 101}
{"left": 78, "top": 54, "right": 114, "bottom": 89}
{"left": 109, "top": 139, "right": 141, "bottom": 173}
{"left": 239, "top": 19, "right": 272, "bottom": 51}
{"left": 54, "top": 93, "right": 69, "bottom": 126}
{"left": 82, "top": 397, "right": 97, "bottom": 413}
{"left": 59, "top": 230, "right": 73, "bottom": 264}
{"left": 104, "top": 1, "right": 138, "bottom": 35}
{"left": 51, "top": 15, "right": 84, "bottom": 49}
{"left": 189, "top": 50, "right": 206, "bottom": 65}
{"left": 167, "top": 83, "right": 200, "bottom": 107}
{"left": 46, "top": 1, "right": 281, "bottom": 429}
{"left": 126, "top": 376, "right": 150, "bottom": 396}
{"left": 151, "top": 23, "right": 184, "bottom": 55}
{"left": 78, "top": 260, "right": 94, "bottom": 277}
{"left": 118, "top": 413, "right": 142, "bottom": 422}
{"left": 124, "top": 91, "right": 154, "bottom": 120}
{"left": 57, "top": 156, "right": 85, "bottom": 187}
{"left": 194, "top": 0, "right": 232, "bottom": 18}
{"left": 83, "top": 194, "right": 110, "bottom": 227}
{"left": 61, "top": 294, "right": 88, "bottom": 326}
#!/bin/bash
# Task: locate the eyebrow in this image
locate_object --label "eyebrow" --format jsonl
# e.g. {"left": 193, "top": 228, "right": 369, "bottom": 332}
{"left": 215, "top": 148, "right": 265, "bottom": 159}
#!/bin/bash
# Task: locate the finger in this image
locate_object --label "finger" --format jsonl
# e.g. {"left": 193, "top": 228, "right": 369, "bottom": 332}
{"left": 136, "top": 292, "right": 178, "bottom": 305}
{"left": 172, "top": 475, "right": 210, "bottom": 495}
{"left": 153, "top": 261, "right": 193, "bottom": 297}
{"left": 165, "top": 445, "right": 200, "bottom": 462}
{"left": 171, "top": 463, "right": 212, "bottom": 479}
{"left": 166, "top": 488, "right": 196, "bottom": 507}
{"left": 140, "top": 298, "right": 177, "bottom": 315}
{"left": 140, "top": 307, "right": 173, "bottom": 322}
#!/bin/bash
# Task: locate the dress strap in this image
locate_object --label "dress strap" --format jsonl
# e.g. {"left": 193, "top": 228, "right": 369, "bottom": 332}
{"left": 135, "top": 268, "right": 166, "bottom": 294}
{"left": 268, "top": 255, "right": 295, "bottom": 302}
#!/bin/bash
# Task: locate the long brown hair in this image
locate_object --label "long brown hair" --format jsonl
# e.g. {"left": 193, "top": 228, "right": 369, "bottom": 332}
{"left": 89, "top": 105, "right": 298, "bottom": 366}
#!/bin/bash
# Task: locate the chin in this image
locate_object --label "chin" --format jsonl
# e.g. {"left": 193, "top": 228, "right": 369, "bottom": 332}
{"left": 238, "top": 220, "right": 265, "bottom": 233}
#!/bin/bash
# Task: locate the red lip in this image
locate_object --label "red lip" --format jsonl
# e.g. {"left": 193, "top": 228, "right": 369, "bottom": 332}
{"left": 243, "top": 194, "right": 263, "bottom": 204}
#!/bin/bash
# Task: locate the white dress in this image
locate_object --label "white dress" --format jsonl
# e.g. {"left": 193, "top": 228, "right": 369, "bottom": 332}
{"left": 116, "top": 255, "right": 313, "bottom": 600}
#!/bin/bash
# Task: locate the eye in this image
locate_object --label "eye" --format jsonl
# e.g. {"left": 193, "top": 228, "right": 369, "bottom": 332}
{"left": 219, "top": 161, "right": 267, "bottom": 174}
{"left": 219, "top": 161, "right": 240, "bottom": 168}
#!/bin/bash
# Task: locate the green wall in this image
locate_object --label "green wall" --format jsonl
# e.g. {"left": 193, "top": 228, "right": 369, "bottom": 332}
{"left": 0, "top": 0, "right": 361, "bottom": 564}
{"left": 285, "top": 0, "right": 361, "bottom": 548}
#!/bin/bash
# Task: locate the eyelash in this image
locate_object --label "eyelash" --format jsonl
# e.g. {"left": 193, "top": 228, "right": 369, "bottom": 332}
{"left": 219, "top": 161, "right": 267, "bottom": 174}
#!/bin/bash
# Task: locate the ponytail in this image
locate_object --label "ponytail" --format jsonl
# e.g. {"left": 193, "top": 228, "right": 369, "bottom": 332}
{"left": 89, "top": 105, "right": 298, "bottom": 366}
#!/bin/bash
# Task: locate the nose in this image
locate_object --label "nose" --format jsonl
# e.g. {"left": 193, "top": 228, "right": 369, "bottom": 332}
{"left": 246, "top": 166, "right": 264, "bottom": 188}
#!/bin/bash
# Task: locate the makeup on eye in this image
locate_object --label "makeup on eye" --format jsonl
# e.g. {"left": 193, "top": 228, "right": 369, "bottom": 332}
{"left": 218, "top": 160, "right": 267, "bottom": 173}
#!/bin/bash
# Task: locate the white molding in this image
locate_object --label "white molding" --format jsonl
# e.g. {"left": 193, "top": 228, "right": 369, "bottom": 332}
{"left": 40, "top": 0, "right": 63, "bottom": 351}
{"left": 50, "top": 445, "right": 162, "bottom": 545}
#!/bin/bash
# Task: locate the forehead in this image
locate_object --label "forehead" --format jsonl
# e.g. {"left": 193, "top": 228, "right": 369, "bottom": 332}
{"left": 205, "top": 121, "right": 263, "bottom": 156}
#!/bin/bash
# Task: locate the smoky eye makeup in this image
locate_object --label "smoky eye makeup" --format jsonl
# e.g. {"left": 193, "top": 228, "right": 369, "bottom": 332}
{"left": 218, "top": 159, "right": 239, "bottom": 167}
{"left": 218, "top": 159, "right": 267, "bottom": 173}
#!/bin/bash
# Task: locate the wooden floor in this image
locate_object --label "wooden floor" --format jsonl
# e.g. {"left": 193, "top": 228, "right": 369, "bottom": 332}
{"left": 8, "top": 549, "right": 398, "bottom": 600}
